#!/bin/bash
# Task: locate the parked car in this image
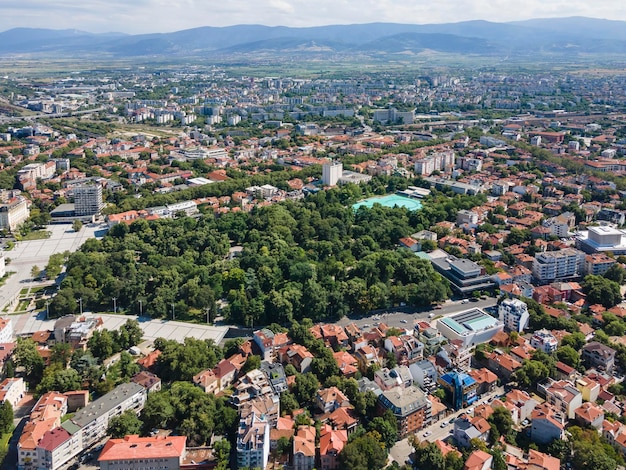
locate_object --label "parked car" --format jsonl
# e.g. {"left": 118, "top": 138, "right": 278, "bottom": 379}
{"left": 423, "top": 430, "right": 432, "bottom": 437}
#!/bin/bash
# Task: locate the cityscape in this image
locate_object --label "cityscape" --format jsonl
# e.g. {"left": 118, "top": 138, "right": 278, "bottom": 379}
{"left": 1, "top": 6, "right": 626, "bottom": 470}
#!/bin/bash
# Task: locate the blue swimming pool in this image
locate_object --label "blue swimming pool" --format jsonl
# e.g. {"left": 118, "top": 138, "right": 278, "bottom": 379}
{"left": 352, "top": 194, "right": 423, "bottom": 211}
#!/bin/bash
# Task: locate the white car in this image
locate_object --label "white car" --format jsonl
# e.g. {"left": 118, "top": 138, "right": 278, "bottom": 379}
{"left": 400, "top": 319, "right": 408, "bottom": 324}
{"left": 423, "top": 430, "right": 432, "bottom": 437}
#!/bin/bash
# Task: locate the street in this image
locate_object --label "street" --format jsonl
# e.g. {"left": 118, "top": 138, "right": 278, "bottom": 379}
{"left": 336, "top": 297, "right": 498, "bottom": 331}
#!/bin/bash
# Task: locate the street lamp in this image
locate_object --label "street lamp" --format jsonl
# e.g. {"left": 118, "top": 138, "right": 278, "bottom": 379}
{"left": 46, "top": 300, "right": 49, "bottom": 320}
{"left": 171, "top": 303, "right": 175, "bottom": 321}
{"left": 112, "top": 297, "right": 117, "bottom": 314}
{"left": 77, "top": 297, "right": 83, "bottom": 316}
{"left": 138, "top": 300, "right": 143, "bottom": 317}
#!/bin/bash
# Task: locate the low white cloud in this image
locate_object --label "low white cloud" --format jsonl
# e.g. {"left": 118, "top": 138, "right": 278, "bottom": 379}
{"left": 0, "top": 0, "right": 624, "bottom": 33}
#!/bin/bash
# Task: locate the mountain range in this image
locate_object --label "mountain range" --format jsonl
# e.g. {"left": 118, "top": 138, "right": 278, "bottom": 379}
{"left": 1, "top": 17, "right": 626, "bottom": 59}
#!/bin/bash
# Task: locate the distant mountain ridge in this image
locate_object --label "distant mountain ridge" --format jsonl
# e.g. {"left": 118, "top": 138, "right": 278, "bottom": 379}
{"left": 1, "top": 17, "right": 626, "bottom": 58}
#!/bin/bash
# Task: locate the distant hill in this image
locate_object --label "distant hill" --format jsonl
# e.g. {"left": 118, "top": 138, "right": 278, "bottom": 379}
{"left": 1, "top": 17, "right": 626, "bottom": 59}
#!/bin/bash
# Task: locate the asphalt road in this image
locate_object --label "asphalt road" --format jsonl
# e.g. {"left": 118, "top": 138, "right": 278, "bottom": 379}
{"left": 335, "top": 297, "right": 498, "bottom": 331}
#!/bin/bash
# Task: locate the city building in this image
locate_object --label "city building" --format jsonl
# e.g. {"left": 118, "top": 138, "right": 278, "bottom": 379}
{"left": 540, "top": 380, "right": 583, "bottom": 419}
{"left": 0, "top": 196, "right": 30, "bottom": 232}
{"left": 530, "top": 329, "right": 558, "bottom": 354}
{"left": 73, "top": 184, "right": 103, "bottom": 216}
{"left": 583, "top": 253, "right": 616, "bottom": 276}
{"left": 530, "top": 404, "right": 565, "bottom": 444}
{"left": 532, "top": 249, "right": 586, "bottom": 284}
{"left": 0, "top": 318, "right": 13, "bottom": 343}
{"left": 453, "top": 415, "right": 491, "bottom": 448}
{"left": 431, "top": 255, "right": 495, "bottom": 295}
{"left": 292, "top": 425, "right": 316, "bottom": 470}
{"left": 236, "top": 412, "right": 270, "bottom": 469}
{"left": 582, "top": 341, "right": 616, "bottom": 373}
{"left": 436, "top": 308, "right": 504, "bottom": 348}
{"left": 377, "top": 385, "right": 431, "bottom": 438}
{"left": 322, "top": 161, "right": 343, "bottom": 187}
{"left": 438, "top": 371, "right": 478, "bottom": 410}
{"left": 98, "top": 435, "right": 187, "bottom": 470}
{"left": 0, "top": 377, "right": 25, "bottom": 409}
{"left": 498, "top": 298, "right": 530, "bottom": 332}
{"left": 319, "top": 425, "right": 348, "bottom": 470}
{"left": 576, "top": 226, "right": 626, "bottom": 256}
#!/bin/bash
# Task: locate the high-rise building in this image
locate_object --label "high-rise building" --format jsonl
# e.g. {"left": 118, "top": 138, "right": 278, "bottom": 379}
{"left": 532, "top": 248, "right": 585, "bottom": 283}
{"left": 498, "top": 298, "right": 530, "bottom": 332}
{"left": 73, "top": 184, "right": 103, "bottom": 216}
{"left": 322, "top": 162, "right": 342, "bottom": 187}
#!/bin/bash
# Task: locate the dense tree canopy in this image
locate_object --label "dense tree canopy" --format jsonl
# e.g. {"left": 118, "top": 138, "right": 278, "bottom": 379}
{"left": 46, "top": 184, "right": 486, "bottom": 326}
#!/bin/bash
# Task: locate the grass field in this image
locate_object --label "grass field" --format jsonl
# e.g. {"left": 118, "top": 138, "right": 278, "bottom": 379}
{"left": 17, "top": 230, "right": 51, "bottom": 241}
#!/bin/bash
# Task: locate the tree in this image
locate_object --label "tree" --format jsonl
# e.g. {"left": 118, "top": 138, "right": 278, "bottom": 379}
{"left": 556, "top": 345, "right": 581, "bottom": 369}
{"left": 292, "top": 373, "right": 320, "bottom": 406}
{"left": 488, "top": 406, "right": 514, "bottom": 442}
{"left": 513, "top": 360, "right": 550, "bottom": 389}
{"left": 583, "top": 275, "right": 622, "bottom": 308}
{"left": 240, "top": 355, "right": 261, "bottom": 375}
{"left": 367, "top": 415, "right": 398, "bottom": 450}
{"left": 107, "top": 409, "right": 142, "bottom": 438}
{"left": 37, "top": 366, "right": 81, "bottom": 394}
{"left": 50, "top": 342, "right": 72, "bottom": 367}
{"left": 31, "top": 265, "right": 41, "bottom": 280}
{"left": 72, "top": 220, "right": 83, "bottom": 232}
{"left": 413, "top": 441, "right": 445, "bottom": 470}
{"left": 213, "top": 439, "right": 231, "bottom": 470}
{"left": 560, "top": 332, "right": 586, "bottom": 351}
{"left": 339, "top": 433, "right": 388, "bottom": 470}
{"left": 13, "top": 337, "right": 44, "bottom": 386}
{"left": 0, "top": 401, "right": 13, "bottom": 434}
{"left": 279, "top": 391, "right": 300, "bottom": 416}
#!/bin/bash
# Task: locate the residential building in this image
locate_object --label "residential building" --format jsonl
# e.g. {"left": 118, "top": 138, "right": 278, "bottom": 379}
{"left": 316, "top": 387, "right": 350, "bottom": 414}
{"left": 319, "top": 425, "right": 348, "bottom": 470}
{"left": 542, "top": 212, "right": 576, "bottom": 237}
{"left": 436, "top": 308, "right": 504, "bottom": 348}
{"left": 98, "top": 435, "right": 187, "bottom": 470}
{"left": 532, "top": 248, "right": 586, "bottom": 283}
{"left": 503, "top": 389, "right": 538, "bottom": 425}
{"left": 279, "top": 344, "right": 314, "bottom": 374}
{"left": 485, "top": 351, "right": 522, "bottom": 380}
{"left": 541, "top": 380, "right": 583, "bottom": 419}
{"left": 377, "top": 385, "right": 431, "bottom": 438}
{"left": 453, "top": 415, "right": 491, "bottom": 448}
{"left": 530, "top": 329, "right": 558, "bottom": 354}
{"left": 384, "top": 334, "right": 424, "bottom": 365}
{"left": 409, "top": 360, "right": 439, "bottom": 392}
{"left": 576, "top": 377, "right": 600, "bottom": 402}
{"left": 584, "top": 253, "right": 616, "bottom": 276}
{"left": 526, "top": 449, "right": 561, "bottom": 470}
{"left": 438, "top": 371, "right": 478, "bottom": 410}
{"left": 292, "top": 425, "right": 316, "bottom": 470}
{"left": 574, "top": 402, "right": 604, "bottom": 429}
{"left": 73, "top": 183, "right": 103, "bottom": 216}
{"left": 130, "top": 371, "right": 162, "bottom": 394}
{"left": 0, "top": 377, "right": 25, "bottom": 409}
{"left": 582, "top": 341, "right": 616, "bottom": 373}
{"left": 464, "top": 450, "right": 493, "bottom": 470}
{"left": 530, "top": 404, "right": 565, "bottom": 444}
{"left": 236, "top": 411, "right": 270, "bottom": 470}
{"left": 498, "top": 298, "right": 530, "bottom": 332}
{"left": 468, "top": 368, "right": 498, "bottom": 396}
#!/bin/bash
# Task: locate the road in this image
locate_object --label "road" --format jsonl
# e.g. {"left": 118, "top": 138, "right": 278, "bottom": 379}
{"left": 0, "top": 223, "right": 108, "bottom": 312}
{"left": 335, "top": 297, "right": 498, "bottom": 331}
{"left": 389, "top": 386, "right": 505, "bottom": 466}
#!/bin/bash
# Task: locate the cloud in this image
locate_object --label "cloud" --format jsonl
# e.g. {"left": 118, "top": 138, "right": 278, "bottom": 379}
{"left": 0, "top": 0, "right": 624, "bottom": 33}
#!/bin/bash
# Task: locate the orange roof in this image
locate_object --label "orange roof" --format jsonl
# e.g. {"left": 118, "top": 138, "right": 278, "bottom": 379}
{"left": 528, "top": 449, "right": 560, "bottom": 470}
{"left": 464, "top": 450, "right": 492, "bottom": 470}
{"left": 99, "top": 435, "right": 187, "bottom": 461}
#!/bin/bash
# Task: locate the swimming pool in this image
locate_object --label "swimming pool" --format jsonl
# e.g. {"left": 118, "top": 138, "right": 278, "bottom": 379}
{"left": 352, "top": 194, "right": 423, "bottom": 211}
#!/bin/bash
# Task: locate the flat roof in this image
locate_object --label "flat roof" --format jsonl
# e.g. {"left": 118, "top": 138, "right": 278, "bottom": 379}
{"left": 71, "top": 382, "right": 144, "bottom": 428}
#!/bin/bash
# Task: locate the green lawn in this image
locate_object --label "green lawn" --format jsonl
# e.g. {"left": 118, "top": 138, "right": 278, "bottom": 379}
{"left": 0, "top": 273, "right": 14, "bottom": 288}
{"left": 18, "top": 230, "right": 51, "bottom": 241}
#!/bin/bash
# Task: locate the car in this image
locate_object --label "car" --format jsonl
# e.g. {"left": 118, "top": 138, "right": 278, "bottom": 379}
{"left": 400, "top": 319, "right": 408, "bottom": 324}
{"left": 428, "top": 313, "right": 435, "bottom": 318}
{"left": 461, "top": 299, "right": 469, "bottom": 304}
{"left": 423, "top": 430, "right": 432, "bottom": 437}
{"left": 521, "top": 419, "right": 530, "bottom": 426}
{"left": 363, "top": 323, "right": 370, "bottom": 327}
{"left": 435, "top": 305, "right": 443, "bottom": 309}
{"left": 467, "top": 408, "right": 474, "bottom": 414}
{"left": 440, "top": 421, "right": 447, "bottom": 428}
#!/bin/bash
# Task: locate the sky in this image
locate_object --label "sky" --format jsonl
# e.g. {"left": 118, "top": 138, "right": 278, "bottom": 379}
{"left": 1, "top": 0, "right": 625, "bottom": 34}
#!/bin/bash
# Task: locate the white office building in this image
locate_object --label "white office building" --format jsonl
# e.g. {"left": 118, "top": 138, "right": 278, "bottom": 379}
{"left": 498, "top": 298, "right": 530, "bottom": 333}
{"left": 322, "top": 161, "right": 343, "bottom": 187}
{"left": 436, "top": 308, "right": 504, "bottom": 348}
{"left": 576, "top": 226, "right": 626, "bottom": 256}
{"left": 530, "top": 329, "right": 558, "bottom": 354}
{"left": 0, "top": 197, "right": 30, "bottom": 232}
